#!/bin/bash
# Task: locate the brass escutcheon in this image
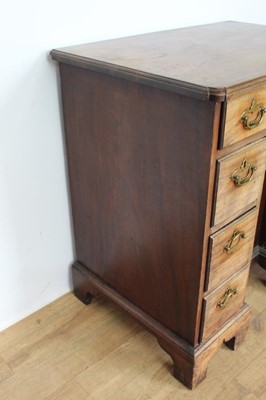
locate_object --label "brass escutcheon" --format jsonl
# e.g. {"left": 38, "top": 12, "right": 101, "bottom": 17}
{"left": 224, "top": 230, "right": 246, "bottom": 254}
{"left": 217, "top": 287, "right": 238, "bottom": 308}
{"left": 240, "top": 98, "right": 266, "bottom": 130}
{"left": 230, "top": 158, "right": 256, "bottom": 187}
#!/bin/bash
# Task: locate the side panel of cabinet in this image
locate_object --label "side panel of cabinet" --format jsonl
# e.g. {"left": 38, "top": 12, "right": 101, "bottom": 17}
{"left": 59, "top": 63, "right": 216, "bottom": 345}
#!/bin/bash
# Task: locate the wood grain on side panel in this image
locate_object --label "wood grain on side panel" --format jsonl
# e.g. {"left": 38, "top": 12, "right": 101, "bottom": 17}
{"left": 60, "top": 63, "right": 215, "bottom": 345}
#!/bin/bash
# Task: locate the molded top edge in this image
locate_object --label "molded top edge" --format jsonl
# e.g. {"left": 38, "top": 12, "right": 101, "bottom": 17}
{"left": 51, "top": 22, "right": 266, "bottom": 101}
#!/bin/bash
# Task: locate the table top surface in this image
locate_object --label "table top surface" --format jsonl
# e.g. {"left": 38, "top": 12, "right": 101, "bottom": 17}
{"left": 51, "top": 22, "right": 266, "bottom": 100}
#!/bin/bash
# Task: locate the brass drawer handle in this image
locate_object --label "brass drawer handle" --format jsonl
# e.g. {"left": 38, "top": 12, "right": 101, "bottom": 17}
{"left": 217, "top": 287, "right": 238, "bottom": 308}
{"left": 230, "top": 158, "right": 256, "bottom": 187}
{"left": 240, "top": 98, "right": 266, "bottom": 130}
{"left": 224, "top": 230, "right": 246, "bottom": 254}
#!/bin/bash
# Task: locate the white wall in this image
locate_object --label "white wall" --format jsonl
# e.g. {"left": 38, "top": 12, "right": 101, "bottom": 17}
{"left": 1, "top": 0, "right": 266, "bottom": 331}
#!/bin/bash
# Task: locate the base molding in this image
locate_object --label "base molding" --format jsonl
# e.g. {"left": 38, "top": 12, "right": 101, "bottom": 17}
{"left": 72, "top": 261, "right": 252, "bottom": 389}
{"left": 253, "top": 245, "right": 266, "bottom": 269}
{"left": 158, "top": 305, "right": 251, "bottom": 389}
{"left": 72, "top": 261, "right": 192, "bottom": 355}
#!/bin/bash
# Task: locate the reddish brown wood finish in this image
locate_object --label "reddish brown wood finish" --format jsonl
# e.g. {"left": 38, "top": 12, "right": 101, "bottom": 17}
{"left": 158, "top": 304, "right": 251, "bottom": 390}
{"left": 73, "top": 261, "right": 252, "bottom": 390}
{"left": 222, "top": 85, "right": 266, "bottom": 148}
{"left": 60, "top": 63, "right": 216, "bottom": 345}
{"left": 212, "top": 138, "right": 266, "bottom": 228}
{"left": 206, "top": 209, "right": 258, "bottom": 291}
{"left": 51, "top": 22, "right": 266, "bottom": 101}
{"left": 51, "top": 22, "right": 266, "bottom": 390}
{"left": 201, "top": 265, "right": 250, "bottom": 341}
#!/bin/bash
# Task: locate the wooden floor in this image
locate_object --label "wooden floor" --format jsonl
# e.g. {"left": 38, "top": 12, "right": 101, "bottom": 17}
{"left": 0, "top": 263, "right": 265, "bottom": 400}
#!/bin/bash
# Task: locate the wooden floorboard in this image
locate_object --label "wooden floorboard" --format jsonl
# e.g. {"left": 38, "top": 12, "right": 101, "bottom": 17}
{"left": 0, "top": 262, "right": 265, "bottom": 400}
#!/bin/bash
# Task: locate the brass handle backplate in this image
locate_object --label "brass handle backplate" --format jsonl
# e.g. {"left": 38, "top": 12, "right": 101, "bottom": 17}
{"left": 217, "top": 287, "right": 238, "bottom": 308}
{"left": 240, "top": 98, "right": 266, "bottom": 130}
{"left": 224, "top": 230, "right": 246, "bottom": 254}
{"left": 230, "top": 158, "right": 256, "bottom": 187}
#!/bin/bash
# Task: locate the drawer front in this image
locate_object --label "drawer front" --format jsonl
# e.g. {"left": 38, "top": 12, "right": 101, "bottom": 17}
{"left": 201, "top": 266, "right": 249, "bottom": 342}
{"left": 213, "top": 138, "right": 266, "bottom": 227}
{"left": 207, "top": 209, "right": 258, "bottom": 291}
{"left": 222, "top": 86, "right": 266, "bottom": 148}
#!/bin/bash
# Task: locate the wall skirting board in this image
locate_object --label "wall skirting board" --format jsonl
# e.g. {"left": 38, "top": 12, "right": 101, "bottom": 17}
{"left": 253, "top": 245, "right": 266, "bottom": 269}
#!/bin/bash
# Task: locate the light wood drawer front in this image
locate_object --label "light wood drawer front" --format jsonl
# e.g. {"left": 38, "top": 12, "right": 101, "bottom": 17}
{"left": 213, "top": 138, "right": 266, "bottom": 228}
{"left": 207, "top": 209, "right": 258, "bottom": 292}
{"left": 202, "top": 266, "right": 249, "bottom": 342}
{"left": 222, "top": 86, "right": 266, "bottom": 148}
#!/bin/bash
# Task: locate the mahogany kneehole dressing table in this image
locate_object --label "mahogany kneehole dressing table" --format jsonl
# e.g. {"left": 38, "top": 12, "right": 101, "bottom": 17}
{"left": 51, "top": 22, "right": 266, "bottom": 389}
